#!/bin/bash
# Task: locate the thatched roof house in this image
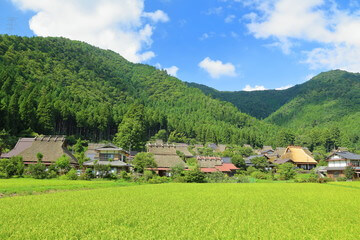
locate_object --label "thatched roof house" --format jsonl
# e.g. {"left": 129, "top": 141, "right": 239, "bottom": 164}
{"left": 1, "top": 136, "right": 77, "bottom": 166}
{"left": 278, "top": 146, "right": 317, "bottom": 170}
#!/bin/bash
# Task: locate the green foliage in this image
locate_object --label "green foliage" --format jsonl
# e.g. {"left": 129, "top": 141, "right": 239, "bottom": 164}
{"left": 132, "top": 152, "right": 157, "bottom": 173}
{"left": 231, "top": 155, "right": 246, "bottom": 170}
{"left": 251, "top": 157, "right": 269, "bottom": 172}
{"left": 113, "top": 104, "right": 146, "bottom": 151}
{"left": 28, "top": 162, "right": 47, "bottom": 179}
{"left": 36, "top": 152, "right": 43, "bottom": 162}
{"left": 0, "top": 156, "right": 24, "bottom": 178}
{"left": 93, "top": 163, "right": 111, "bottom": 178}
{"left": 184, "top": 167, "right": 206, "bottom": 183}
{"left": 205, "top": 171, "right": 229, "bottom": 183}
{"left": 277, "top": 163, "right": 297, "bottom": 180}
{"left": 152, "top": 129, "right": 167, "bottom": 142}
{"left": 344, "top": 166, "right": 355, "bottom": 180}
{"left": 170, "top": 164, "right": 185, "bottom": 177}
{"left": 56, "top": 155, "right": 71, "bottom": 174}
{"left": 62, "top": 168, "right": 78, "bottom": 180}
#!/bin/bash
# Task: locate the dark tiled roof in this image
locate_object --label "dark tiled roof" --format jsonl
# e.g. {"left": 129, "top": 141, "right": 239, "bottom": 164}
{"left": 334, "top": 151, "right": 360, "bottom": 160}
{"left": 221, "top": 157, "right": 232, "bottom": 163}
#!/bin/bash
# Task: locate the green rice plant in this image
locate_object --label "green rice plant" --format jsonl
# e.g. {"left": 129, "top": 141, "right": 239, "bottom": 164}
{"left": 0, "top": 182, "right": 359, "bottom": 239}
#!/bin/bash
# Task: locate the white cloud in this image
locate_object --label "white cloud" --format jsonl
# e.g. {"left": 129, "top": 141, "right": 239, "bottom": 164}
{"left": 198, "top": 57, "right": 237, "bottom": 78}
{"left": 155, "top": 63, "right": 179, "bottom": 77}
{"left": 206, "top": 7, "right": 223, "bottom": 15}
{"left": 225, "top": 14, "right": 236, "bottom": 23}
{"left": 143, "top": 10, "right": 169, "bottom": 23}
{"left": 11, "top": 0, "right": 169, "bottom": 63}
{"left": 244, "top": 0, "right": 360, "bottom": 72}
{"left": 275, "top": 85, "right": 292, "bottom": 90}
{"left": 243, "top": 85, "right": 267, "bottom": 91}
{"left": 164, "top": 66, "right": 179, "bottom": 77}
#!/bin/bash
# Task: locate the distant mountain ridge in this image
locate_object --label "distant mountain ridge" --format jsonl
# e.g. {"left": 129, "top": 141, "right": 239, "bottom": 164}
{"left": 186, "top": 82, "right": 301, "bottom": 119}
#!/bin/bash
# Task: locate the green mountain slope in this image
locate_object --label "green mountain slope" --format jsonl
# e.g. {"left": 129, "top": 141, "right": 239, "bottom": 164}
{"left": 0, "top": 35, "right": 279, "bottom": 148}
{"left": 186, "top": 82, "right": 301, "bottom": 119}
{"left": 265, "top": 70, "right": 360, "bottom": 129}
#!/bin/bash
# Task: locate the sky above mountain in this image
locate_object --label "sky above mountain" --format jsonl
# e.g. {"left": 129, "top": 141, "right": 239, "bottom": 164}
{"left": 1, "top": 0, "right": 360, "bottom": 91}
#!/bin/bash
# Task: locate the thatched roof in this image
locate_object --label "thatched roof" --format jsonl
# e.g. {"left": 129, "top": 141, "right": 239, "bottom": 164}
{"left": 280, "top": 146, "right": 317, "bottom": 164}
{"left": 147, "top": 143, "right": 193, "bottom": 157}
{"left": 197, "top": 156, "right": 222, "bottom": 168}
{"left": 2, "top": 136, "right": 77, "bottom": 164}
{"left": 153, "top": 155, "right": 188, "bottom": 168}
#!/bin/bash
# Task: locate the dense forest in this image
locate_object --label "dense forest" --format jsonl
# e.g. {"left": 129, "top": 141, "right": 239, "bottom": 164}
{"left": 1, "top": 35, "right": 359, "bottom": 153}
{"left": 0, "top": 35, "right": 281, "bottom": 150}
{"left": 190, "top": 70, "right": 360, "bottom": 152}
{"left": 186, "top": 82, "right": 301, "bottom": 119}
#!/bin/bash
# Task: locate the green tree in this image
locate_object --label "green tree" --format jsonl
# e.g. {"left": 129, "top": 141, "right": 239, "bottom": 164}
{"left": 344, "top": 166, "right": 355, "bottom": 180}
{"left": 113, "top": 104, "right": 146, "bottom": 151}
{"left": 56, "top": 154, "right": 71, "bottom": 174}
{"left": 277, "top": 163, "right": 297, "bottom": 180}
{"left": 251, "top": 157, "right": 269, "bottom": 172}
{"left": 231, "top": 155, "right": 246, "bottom": 170}
{"left": 184, "top": 167, "right": 206, "bottom": 183}
{"left": 132, "top": 152, "right": 157, "bottom": 173}
{"left": 36, "top": 152, "right": 43, "bottom": 163}
{"left": 36, "top": 94, "right": 54, "bottom": 134}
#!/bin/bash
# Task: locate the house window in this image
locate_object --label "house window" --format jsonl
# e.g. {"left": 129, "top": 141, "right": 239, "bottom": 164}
{"left": 100, "top": 153, "right": 114, "bottom": 161}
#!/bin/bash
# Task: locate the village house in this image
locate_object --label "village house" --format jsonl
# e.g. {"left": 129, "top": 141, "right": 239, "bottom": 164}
{"left": 83, "top": 143, "right": 131, "bottom": 173}
{"left": 146, "top": 142, "right": 190, "bottom": 176}
{"left": 325, "top": 151, "right": 360, "bottom": 178}
{"left": 197, "top": 156, "right": 239, "bottom": 175}
{"left": 0, "top": 135, "right": 77, "bottom": 166}
{"left": 276, "top": 146, "right": 317, "bottom": 170}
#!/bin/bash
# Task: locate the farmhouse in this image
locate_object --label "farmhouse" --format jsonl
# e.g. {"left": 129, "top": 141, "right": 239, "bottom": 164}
{"left": 0, "top": 135, "right": 77, "bottom": 166}
{"left": 83, "top": 143, "right": 131, "bottom": 173}
{"left": 277, "top": 146, "right": 317, "bottom": 170}
{"left": 146, "top": 142, "right": 190, "bottom": 176}
{"left": 325, "top": 151, "right": 360, "bottom": 178}
{"left": 197, "top": 156, "right": 239, "bottom": 175}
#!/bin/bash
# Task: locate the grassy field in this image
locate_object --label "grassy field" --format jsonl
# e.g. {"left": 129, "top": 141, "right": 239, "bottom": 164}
{"left": 0, "top": 182, "right": 359, "bottom": 239}
{"left": 0, "top": 178, "right": 135, "bottom": 196}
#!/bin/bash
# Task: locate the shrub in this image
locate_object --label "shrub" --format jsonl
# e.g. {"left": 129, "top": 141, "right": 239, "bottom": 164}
{"left": 47, "top": 170, "right": 58, "bottom": 179}
{"left": 56, "top": 155, "right": 71, "bottom": 175}
{"left": 143, "top": 170, "right": 154, "bottom": 181}
{"left": 148, "top": 176, "right": 170, "bottom": 184}
{"left": 317, "top": 177, "right": 334, "bottom": 183}
{"left": 119, "top": 171, "right": 131, "bottom": 181}
{"left": 277, "top": 163, "right": 297, "bottom": 180}
{"left": 0, "top": 156, "right": 24, "bottom": 178}
{"left": 344, "top": 166, "right": 355, "bottom": 180}
{"left": 64, "top": 169, "right": 78, "bottom": 180}
{"left": 234, "top": 174, "right": 253, "bottom": 183}
{"left": 336, "top": 177, "right": 347, "bottom": 182}
{"left": 206, "top": 171, "right": 229, "bottom": 183}
{"left": 184, "top": 168, "right": 206, "bottom": 183}
{"left": 29, "top": 162, "right": 48, "bottom": 179}
{"left": 132, "top": 152, "right": 157, "bottom": 173}
{"left": 246, "top": 166, "right": 257, "bottom": 175}
{"left": 250, "top": 171, "right": 268, "bottom": 179}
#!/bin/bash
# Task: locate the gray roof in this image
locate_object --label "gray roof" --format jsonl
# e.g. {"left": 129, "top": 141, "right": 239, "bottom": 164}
{"left": 83, "top": 160, "right": 131, "bottom": 167}
{"left": 221, "top": 157, "right": 232, "bottom": 163}
{"left": 334, "top": 151, "right": 360, "bottom": 160}
{"left": 325, "top": 166, "right": 346, "bottom": 171}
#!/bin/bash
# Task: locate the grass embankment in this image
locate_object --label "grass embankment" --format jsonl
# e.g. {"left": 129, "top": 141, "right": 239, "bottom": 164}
{"left": 0, "top": 182, "right": 359, "bottom": 239}
{"left": 0, "top": 178, "right": 136, "bottom": 197}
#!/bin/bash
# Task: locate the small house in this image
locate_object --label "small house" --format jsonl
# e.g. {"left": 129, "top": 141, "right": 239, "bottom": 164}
{"left": 83, "top": 143, "right": 131, "bottom": 173}
{"left": 325, "top": 151, "right": 360, "bottom": 178}
{"left": 197, "top": 156, "right": 239, "bottom": 175}
{"left": 277, "top": 146, "right": 317, "bottom": 170}
{"left": 1, "top": 135, "right": 77, "bottom": 166}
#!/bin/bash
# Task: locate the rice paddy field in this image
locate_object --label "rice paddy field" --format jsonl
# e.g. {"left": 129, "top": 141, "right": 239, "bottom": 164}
{"left": 0, "top": 181, "right": 359, "bottom": 239}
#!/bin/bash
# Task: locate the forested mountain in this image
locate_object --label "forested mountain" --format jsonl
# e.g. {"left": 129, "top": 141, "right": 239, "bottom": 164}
{"left": 189, "top": 70, "right": 360, "bottom": 152}
{"left": 0, "top": 35, "right": 280, "bottom": 150}
{"left": 186, "top": 82, "right": 301, "bottom": 119}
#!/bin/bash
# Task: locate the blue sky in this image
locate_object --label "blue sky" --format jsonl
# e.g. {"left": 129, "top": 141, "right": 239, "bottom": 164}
{"left": 1, "top": 0, "right": 360, "bottom": 91}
